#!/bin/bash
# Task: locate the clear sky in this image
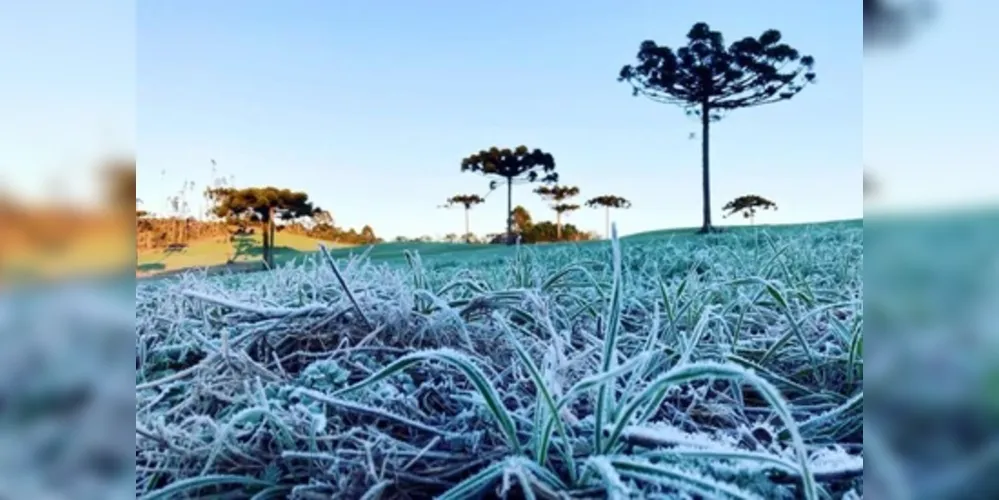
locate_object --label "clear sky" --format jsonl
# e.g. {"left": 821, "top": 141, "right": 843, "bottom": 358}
{"left": 4, "top": 1, "right": 917, "bottom": 239}
{"left": 130, "top": 0, "right": 866, "bottom": 239}
{"left": 863, "top": 0, "right": 999, "bottom": 214}
{"left": 0, "top": 0, "right": 135, "bottom": 208}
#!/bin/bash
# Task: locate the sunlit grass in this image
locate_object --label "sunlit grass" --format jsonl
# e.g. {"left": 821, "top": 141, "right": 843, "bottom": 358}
{"left": 136, "top": 232, "right": 354, "bottom": 275}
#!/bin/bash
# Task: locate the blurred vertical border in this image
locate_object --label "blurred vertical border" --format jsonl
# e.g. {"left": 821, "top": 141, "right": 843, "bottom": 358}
{"left": 864, "top": 1, "right": 999, "bottom": 499}
{"left": 0, "top": 1, "right": 136, "bottom": 499}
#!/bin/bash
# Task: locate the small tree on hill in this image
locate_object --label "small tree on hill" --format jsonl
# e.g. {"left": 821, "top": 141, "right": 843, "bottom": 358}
{"left": 443, "top": 194, "right": 486, "bottom": 243}
{"left": 722, "top": 194, "right": 778, "bottom": 225}
{"left": 460, "top": 146, "right": 557, "bottom": 244}
{"left": 619, "top": 22, "right": 816, "bottom": 233}
{"left": 586, "top": 195, "right": 632, "bottom": 239}
{"left": 534, "top": 184, "right": 580, "bottom": 240}
{"left": 208, "top": 186, "right": 318, "bottom": 268}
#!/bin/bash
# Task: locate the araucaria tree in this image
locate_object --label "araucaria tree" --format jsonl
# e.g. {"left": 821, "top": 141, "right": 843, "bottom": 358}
{"left": 534, "top": 184, "right": 580, "bottom": 240}
{"left": 460, "top": 146, "right": 557, "bottom": 244}
{"left": 208, "top": 186, "right": 318, "bottom": 268}
{"left": 586, "top": 195, "right": 632, "bottom": 239}
{"left": 722, "top": 194, "right": 778, "bottom": 225}
{"left": 552, "top": 203, "right": 580, "bottom": 240}
{"left": 443, "top": 194, "right": 485, "bottom": 243}
{"left": 619, "top": 22, "right": 816, "bottom": 233}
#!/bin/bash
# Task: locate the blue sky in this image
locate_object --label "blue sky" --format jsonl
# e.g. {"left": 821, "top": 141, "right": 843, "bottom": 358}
{"left": 133, "top": 1, "right": 861, "bottom": 239}
{"left": 17, "top": 1, "right": 990, "bottom": 239}
{"left": 0, "top": 1, "right": 134, "bottom": 207}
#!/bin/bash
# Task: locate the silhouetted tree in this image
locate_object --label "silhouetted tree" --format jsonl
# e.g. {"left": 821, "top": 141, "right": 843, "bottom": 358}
{"left": 460, "top": 146, "right": 557, "bottom": 244}
{"left": 443, "top": 194, "right": 486, "bottom": 243}
{"left": 619, "top": 22, "right": 815, "bottom": 233}
{"left": 722, "top": 194, "right": 778, "bottom": 225}
{"left": 586, "top": 195, "right": 632, "bottom": 239}
{"left": 208, "top": 186, "right": 318, "bottom": 268}
{"left": 551, "top": 203, "right": 580, "bottom": 240}
{"left": 534, "top": 184, "right": 580, "bottom": 240}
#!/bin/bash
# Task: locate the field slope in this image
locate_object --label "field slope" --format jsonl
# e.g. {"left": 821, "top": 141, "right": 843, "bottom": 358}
{"left": 136, "top": 232, "right": 353, "bottom": 277}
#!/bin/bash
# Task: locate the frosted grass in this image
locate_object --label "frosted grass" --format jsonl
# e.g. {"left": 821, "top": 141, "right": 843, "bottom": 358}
{"left": 135, "top": 223, "right": 863, "bottom": 498}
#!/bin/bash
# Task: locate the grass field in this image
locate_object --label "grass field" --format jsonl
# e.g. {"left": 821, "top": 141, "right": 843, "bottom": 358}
{"left": 135, "top": 220, "right": 864, "bottom": 498}
{"left": 136, "top": 232, "right": 354, "bottom": 277}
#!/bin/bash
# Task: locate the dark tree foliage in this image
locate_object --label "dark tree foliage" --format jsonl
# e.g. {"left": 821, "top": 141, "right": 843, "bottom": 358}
{"left": 460, "top": 146, "right": 557, "bottom": 244}
{"left": 553, "top": 203, "right": 580, "bottom": 214}
{"left": 208, "top": 186, "right": 319, "bottom": 267}
{"left": 586, "top": 195, "right": 632, "bottom": 239}
{"left": 619, "top": 22, "right": 815, "bottom": 233}
{"left": 444, "top": 194, "right": 486, "bottom": 243}
{"left": 521, "top": 221, "right": 589, "bottom": 244}
{"left": 534, "top": 185, "right": 580, "bottom": 202}
{"left": 722, "top": 194, "right": 778, "bottom": 224}
{"left": 444, "top": 194, "right": 486, "bottom": 210}
{"left": 535, "top": 185, "right": 581, "bottom": 240}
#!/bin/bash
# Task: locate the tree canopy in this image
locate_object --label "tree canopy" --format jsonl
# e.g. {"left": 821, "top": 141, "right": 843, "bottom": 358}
{"left": 460, "top": 146, "right": 557, "bottom": 185}
{"left": 552, "top": 203, "right": 580, "bottom": 214}
{"left": 534, "top": 184, "right": 580, "bottom": 203}
{"left": 586, "top": 195, "right": 632, "bottom": 209}
{"left": 208, "top": 187, "right": 318, "bottom": 222}
{"left": 722, "top": 194, "right": 778, "bottom": 221}
{"left": 208, "top": 186, "right": 319, "bottom": 267}
{"left": 444, "top": 194, "right": 486, "bottom": 209}
{"left": 460, "top": 146, "right": 557, "bottom": 243}
{"left": 444, "top": 194, "right": 486, "bottom": 243}
{"left": 535, "top": 185, "right": 581, "bottom": 240}
{"left": 619, "top": 22, "right": 816, "bottom": 112}
{"left": 587, "top": 195, "right": 632, "bottom": 239}
{"left": 619, "top": 22, "right": 813, "bottom": 233}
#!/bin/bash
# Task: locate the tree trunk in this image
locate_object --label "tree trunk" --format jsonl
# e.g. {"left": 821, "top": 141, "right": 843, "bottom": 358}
{"left": 605, "top": 206, "right": 610, "bottom": 239}
{"left": 699, "top": 99, "right": 713, "bottom": 233}
{"left": 464, "top": 207, "right": 471, "bottom": 243}
{"left": 556, "top": 211, "right": 562, "bottom": 240}
{"left": 262, "top": 221, "right": 270, "bottom": 266}
{"left": 262, "top": 207, "right": 274, "bottom": 268}
{"left": 505, "top": 178, "right": 514, "bottom": 245}
{"left": 268, "top": 208, "right": 276, "bottom": 268}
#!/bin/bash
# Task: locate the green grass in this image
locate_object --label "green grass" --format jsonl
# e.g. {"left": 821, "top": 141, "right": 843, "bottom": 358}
{"left": 136, "top": 232, "right": 353, "bottom": 275}
{"left": 136, "top": 219, "right": 863, "bottom": 279}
